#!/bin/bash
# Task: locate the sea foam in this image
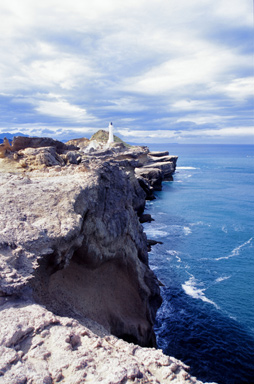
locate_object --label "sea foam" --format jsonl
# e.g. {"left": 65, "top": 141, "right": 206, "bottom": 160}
{"left": 177, "top": 166, "right": 198, "bottom": 170}
{"left": 215, "top": 276, "right": 231, "bottom": 283}
{"left": 182, "top": 275, "right": 219, "bottom": 309}
{"left": 216, "top": 237, "right": 253, "bottom": 261}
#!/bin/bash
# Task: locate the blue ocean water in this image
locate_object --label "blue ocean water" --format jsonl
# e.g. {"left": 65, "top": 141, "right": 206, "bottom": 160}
{"left": 143, "top": 144, "right": 254, "bottom": 384}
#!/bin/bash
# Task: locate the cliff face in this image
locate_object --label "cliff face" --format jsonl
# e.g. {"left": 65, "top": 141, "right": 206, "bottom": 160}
{"left": 0, "top": 159, "right": 160, "bottom": 348}
{"left": 0, "top": 138, "right": 209, "bottom": 383}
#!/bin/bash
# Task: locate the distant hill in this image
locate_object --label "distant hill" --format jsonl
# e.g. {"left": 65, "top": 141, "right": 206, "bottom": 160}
{"left": 0, "top": 132, "right": 28, "bottom": 144}
{"left": 90, "top": 130, "right": 131, "bottom": 147}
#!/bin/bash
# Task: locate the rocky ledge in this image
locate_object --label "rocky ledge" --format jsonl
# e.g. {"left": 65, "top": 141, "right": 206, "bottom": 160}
{"left": 0, "top": 136, "right": 211, "bottom": 384}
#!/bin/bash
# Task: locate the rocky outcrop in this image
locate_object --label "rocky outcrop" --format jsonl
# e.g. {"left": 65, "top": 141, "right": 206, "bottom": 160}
{"left": 65, "top": 137, "right": 90, "bottom": 149}
{"left": 0, "top": 157, "right": 160, "bottom": 347}
{"left": 0, "top": 138, "right": 12, "bottom": 158}
{"left": 0, "top": 137, "right": 212, "bottom": 384}
{"left": 135, "top": 152, "right": 178, "bottom": 194}
{"left": 11, "top": 136, "right": 78, "bottom": 153}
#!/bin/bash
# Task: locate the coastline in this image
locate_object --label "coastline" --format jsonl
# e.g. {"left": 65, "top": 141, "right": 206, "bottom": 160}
{"left": 142, "top": 143, "right": 254, "bottom": 384}
{"left": 0, "top": 136, "right": 214, "bottom": 384}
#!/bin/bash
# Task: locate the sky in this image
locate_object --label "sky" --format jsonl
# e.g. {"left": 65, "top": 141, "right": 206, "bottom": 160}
{"left": 0, "top": 0, "right": 253, "bottom": 144}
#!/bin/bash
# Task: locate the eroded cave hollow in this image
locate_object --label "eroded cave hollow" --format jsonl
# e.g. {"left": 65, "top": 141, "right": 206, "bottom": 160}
{"left": 31, "top": 246, "right": 156, "bottom": 347}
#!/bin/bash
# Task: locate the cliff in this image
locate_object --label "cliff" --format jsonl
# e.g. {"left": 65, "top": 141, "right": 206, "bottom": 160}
{"left": 0, "top": 137, "right": 209, "bottom": 384}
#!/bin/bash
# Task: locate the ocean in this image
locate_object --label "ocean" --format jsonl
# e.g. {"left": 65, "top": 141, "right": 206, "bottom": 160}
{"left": 142, "top": 144, "right": 254, "bottom": 384}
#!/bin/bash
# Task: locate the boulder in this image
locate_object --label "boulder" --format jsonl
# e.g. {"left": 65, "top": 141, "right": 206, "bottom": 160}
{"left": 17, "top": 146, "right": 63, "bottom": 169}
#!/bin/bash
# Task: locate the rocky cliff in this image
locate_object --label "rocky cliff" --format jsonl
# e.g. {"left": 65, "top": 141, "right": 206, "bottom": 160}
{"left": 0, "top": 137, "right": 210, "bottom": 384}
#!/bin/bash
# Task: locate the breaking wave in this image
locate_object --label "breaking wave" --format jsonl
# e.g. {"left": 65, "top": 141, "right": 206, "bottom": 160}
{"left": 182, "top": 275, "right": 219, "bottom": 309}
{"left": 216, "top": 237, "right": 253, "bottom": 261}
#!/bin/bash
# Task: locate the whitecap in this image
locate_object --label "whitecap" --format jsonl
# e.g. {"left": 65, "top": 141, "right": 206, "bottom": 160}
{"left": 183, "top": 226, "right": 192, "bottom": 235}
{"left": 177, "top": 166, "right": 198, "bottom": 169}
{"left": 166, "top": 250, "right": 182, "bottom": 262}
{"left": 190, "top": 221, "right": 204, "bottom": 226}
{"left": 166, "top": 250, "right": 180, "bottom": 256}
{"left": 182, "top": 275, "right": 219, "bottom": 309}
{"left": 145, "top": 228, "right": 168, "bottom": 237}
{"left": 190, "top": 221, "right": 211, "bottom": 227}
{"left": 215, "top": 276, "right": 231, "bottom": 283}
{"left": 216, "top": 237, "right": 253, "bottom": 261}
{"left": 222, "top": 225, "right": 228, "bottom": 233}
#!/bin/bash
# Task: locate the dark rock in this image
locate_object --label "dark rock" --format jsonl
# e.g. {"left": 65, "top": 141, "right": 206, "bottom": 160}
{"left": 147, "top": 239, "right": 163, "bottom": 252}
{"left": 149, "top": 151, "right": 169, "bottom": 157}
{"left": 139, "top": 214, "right": 154, "bottom": 223}
{"left": 135, "top": 168, "right": 163, "bottom": 190}
{"left": 136, "top": 176, "right": 155, "bottom": 200}
{"left": 11, "top": 136, "right": 78, "bottom": 154}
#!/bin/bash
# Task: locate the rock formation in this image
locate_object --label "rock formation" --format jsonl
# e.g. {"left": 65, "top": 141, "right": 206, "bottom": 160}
{"left": 0, "top": 136, "right": 212, "bottom": 384}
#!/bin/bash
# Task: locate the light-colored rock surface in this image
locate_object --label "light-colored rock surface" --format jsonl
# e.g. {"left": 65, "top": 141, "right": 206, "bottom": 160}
{"left": 0, "top": 138, "right": 214, "bottom": 383}
{"left": 0, "top": 301, "right": 209, "bottom": 384}
{"left": 0, "top": 160, "right": 159, "bottom": 347}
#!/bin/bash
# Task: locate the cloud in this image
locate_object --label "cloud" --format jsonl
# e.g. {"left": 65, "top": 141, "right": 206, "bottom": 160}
{"left": 35, "top": 99, "right": 95, "bottom": 122}
{"left": 0, "top": 0, "right": 253, "bottom": 144}
{"left": 118, "top": 126, "right": 254, "bottom": 144}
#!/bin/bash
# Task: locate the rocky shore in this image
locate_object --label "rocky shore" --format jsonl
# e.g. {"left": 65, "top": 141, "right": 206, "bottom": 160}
{"left": 0, "top": 134, "right": 213, "bottom": 383}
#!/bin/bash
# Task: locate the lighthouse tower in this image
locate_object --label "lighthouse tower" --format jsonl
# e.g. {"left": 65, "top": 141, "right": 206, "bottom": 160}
{"left": 108, "top": 122, "right": 114, "bottom": 145}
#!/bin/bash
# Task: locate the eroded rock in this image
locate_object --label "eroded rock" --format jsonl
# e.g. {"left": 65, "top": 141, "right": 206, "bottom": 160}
{"left": 0, "top": 302, "right": 209, "bottom": 384}
{"left": 0, "top": 141, "right": 212, "bottom": 384}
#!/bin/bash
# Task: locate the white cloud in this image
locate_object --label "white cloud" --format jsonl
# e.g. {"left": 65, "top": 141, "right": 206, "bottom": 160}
{"left": 122, "top": 42, "right": 251, "bottom": 96}
{"left": 0, "top": 0, "right": 252, "bottom": 143}
{"left": 102, "top": 98, "right": 148, "bottom": 112}
{"left": 176, "top": 115, "right": 233, "bottom": 125}
{"left": 214, "top": 77, "right": 254, "bottom": 100}
{"left": 36, "top": 99, "right": 94, "bottom": 122}
{"left": 118, "top": 126, "right": 254, "bottom": 144}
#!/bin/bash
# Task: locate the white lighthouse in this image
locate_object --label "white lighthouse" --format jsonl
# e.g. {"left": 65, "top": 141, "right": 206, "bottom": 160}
{"left": 108, "top": 122, "right": 114, "bottom": 145}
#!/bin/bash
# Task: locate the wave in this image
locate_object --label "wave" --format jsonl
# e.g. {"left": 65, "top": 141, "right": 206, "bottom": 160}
{"left": 146, "top": 225, "right": 192, "bottom": 238}
{"left": 182, "top": 275, "right": 219, "bottom": 309}
{"left": 166, "top": 250, "right": 182, "bottom": 262}
{"left": 145, "top": 229, "right": 168, "bottom": 237}
{"left": 183, "top": 226, "right": 192, "bottom": 235}
{"left": 166, "top": 250, "right": 181, "bottom": 256}
{"left": 177, "top": 166, "right": 198, "bottom": 169}
{"left": 222, "top": 225, "right": 228, "bottom": 233}
{"left": 216, "top": 237, "right": 253, "bottom": 261}
{"left": 215, "top": 276, "right": 231, "bottom": 283}
{"left": 190, "top": 221, "right": 211, "bottom": 227}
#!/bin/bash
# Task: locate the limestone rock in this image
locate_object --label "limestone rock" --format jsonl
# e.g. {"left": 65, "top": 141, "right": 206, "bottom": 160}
{"left": 65, "top": 137, "right": 90, "bottom": 149}
{"left": 17, "top": 146, "right": 64, "bottom": 169}
{"left": 0, "top": 156, "right": 160, "bottom": 347}
{"left": 0, "top": 139, "right": 12, "bottom": 158}
{"left": 0, "top": 140, "right": 210, "bottom": 384}
{"left": 135, "top": 167, "right": 164, "bottom": 191}
{"left": 148, "top": 151, "right": 169, "bottom": 157}
{"left": 11, "top": 136, "right": 77, "bottom": 153}
{"left": 0, "top": 301, "right": 210, "bottom": 384}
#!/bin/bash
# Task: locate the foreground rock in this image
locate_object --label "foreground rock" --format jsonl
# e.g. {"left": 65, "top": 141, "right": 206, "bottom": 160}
{"left": 0, "top": 302, "right": 208, "bottom": 384}
{"left": 0, "top": 137, "right": 214, "bottom": 383}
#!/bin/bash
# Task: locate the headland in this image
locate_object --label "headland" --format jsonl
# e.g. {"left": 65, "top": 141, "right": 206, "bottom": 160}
{"left": 0, "top": 133, "right": 213, "bottom": 383}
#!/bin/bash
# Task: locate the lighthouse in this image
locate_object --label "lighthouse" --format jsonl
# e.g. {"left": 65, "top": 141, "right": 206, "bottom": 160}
{"left": 108, "top": 122, "right": 114, "bottom": 145}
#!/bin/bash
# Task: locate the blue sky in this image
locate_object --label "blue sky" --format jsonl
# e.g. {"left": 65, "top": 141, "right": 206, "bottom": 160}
{"left": 0, "top": 0, "right": 253, "bottom": 144}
